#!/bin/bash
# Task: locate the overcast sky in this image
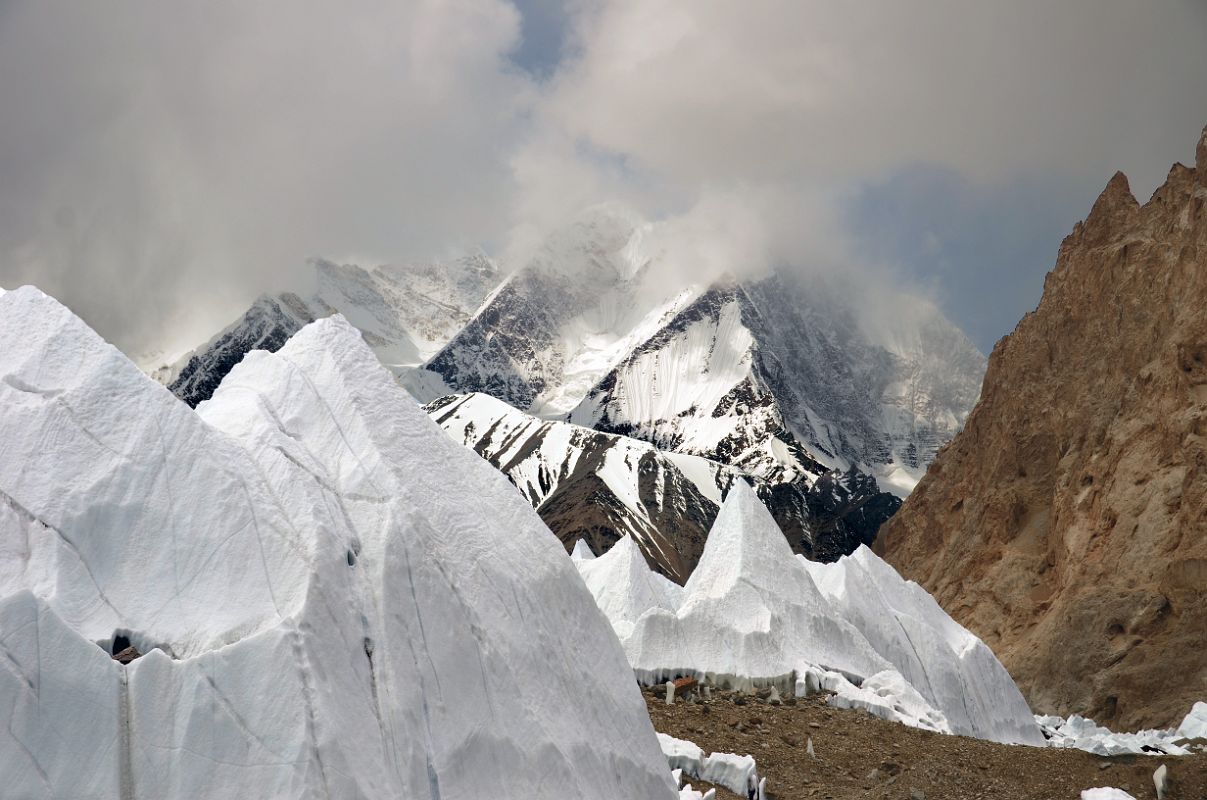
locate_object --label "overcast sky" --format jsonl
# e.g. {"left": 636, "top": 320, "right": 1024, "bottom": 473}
{"left": 2, "top": 1, "right": 1206, "bottom": 357}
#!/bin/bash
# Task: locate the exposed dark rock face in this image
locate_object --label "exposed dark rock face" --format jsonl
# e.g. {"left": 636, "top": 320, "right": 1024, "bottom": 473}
{"left": 765, "top": 469, "right": 902, "bottom": 563}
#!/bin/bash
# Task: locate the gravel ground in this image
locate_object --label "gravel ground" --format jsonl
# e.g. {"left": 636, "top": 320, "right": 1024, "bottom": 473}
{"left": 645, "top": 686, "right": 1207, "bottom": 800}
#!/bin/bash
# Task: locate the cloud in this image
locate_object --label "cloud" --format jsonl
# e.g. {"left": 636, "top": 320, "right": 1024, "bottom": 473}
{"left": 513, "top": 0, "right": 1207, "bottom": 350}
{"left": 540, "top": 0, "right": 1207, "bottom": 191}
{"left": 0, "top": 0, "right": 531, "bottom": 354}
{"left": 2, "top": 0, "right": 1206, "bottom": 356}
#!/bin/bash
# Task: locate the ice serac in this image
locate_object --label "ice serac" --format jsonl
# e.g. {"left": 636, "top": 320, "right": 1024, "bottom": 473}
{"left": 577, "top": 535, "right": 684, "bottom": 639}
{"left": 578, "top": 484, "right": 1042, "bottom": 745}
{"left": 1177, "top": 702, "right": 1207, "bottom": 740}
{"left": 164, "top": 254, "right": 499, "bottom": 406}
{"left": 621, "top": 481, "right": 893, "bottom": 690}
{"left": 877, "top": 123, "right": 1207, "bottom": 730}
{"left": 0, "top": 286, "right": 676, "bottom": 799}
{"left": 802, "top": 547, "right": 1044, "bottom": 745}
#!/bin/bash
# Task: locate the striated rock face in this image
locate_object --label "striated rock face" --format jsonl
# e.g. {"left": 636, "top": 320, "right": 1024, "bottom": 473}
{"left": 877, "top": 125, "right": 1207, "bottom": 730}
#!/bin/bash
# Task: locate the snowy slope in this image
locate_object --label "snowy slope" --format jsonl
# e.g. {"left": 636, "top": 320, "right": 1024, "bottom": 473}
{"left": 0, "top": 286, "right": 675, "bottom": 799}
{"left": 428, "top": 391, "right": 903, "bottom": 580}
{"left": 166, "top": 254, "right": 498, "bottom": 406}
{"left": 570, "top": 273, "right": 985, "bottom": 497}
{"left": 576, "top": 483, "right": 1043, "bottom": 746}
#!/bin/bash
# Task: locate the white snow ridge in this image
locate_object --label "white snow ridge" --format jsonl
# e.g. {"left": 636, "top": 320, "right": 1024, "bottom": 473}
{"left": 0, "top": 286, "right": 677, "bottom": 799}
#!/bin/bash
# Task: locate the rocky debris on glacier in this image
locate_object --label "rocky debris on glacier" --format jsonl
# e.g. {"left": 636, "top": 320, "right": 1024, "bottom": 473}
{"left": 164, "top": 254, "right": 498, "bottom": 406}
{"left": 647, "top": 683, "right": 1207, "bottom": 800}
{"left": 574, "top": 482, "right": 1043, "bottom": 746}
{"left": 430, "top": 391, "right": 897, "bottom": 581}
{"left": 674, "top": 633, "right": 1207, "bottom": 799}
{"left": 0, "top": 286, "right": 676, "bottom": 799}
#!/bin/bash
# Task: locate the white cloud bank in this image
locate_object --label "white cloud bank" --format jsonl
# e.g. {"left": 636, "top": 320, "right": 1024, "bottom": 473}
{"left": 1, "top": 0, "right": 1205, "bottom": 353}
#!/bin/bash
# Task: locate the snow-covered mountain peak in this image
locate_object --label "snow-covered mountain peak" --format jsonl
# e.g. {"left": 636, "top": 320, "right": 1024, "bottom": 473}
{"left": 571, "top": 269, "right": 985, "bottom": 496}
{"left": 429, "top": 391, "right": 902, "bottom": 579}
{"left": 425, "top": 210, "right": 701, "bottom": 416}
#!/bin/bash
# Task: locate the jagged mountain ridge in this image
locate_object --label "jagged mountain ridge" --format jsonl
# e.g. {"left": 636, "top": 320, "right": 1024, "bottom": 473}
{"left": 167, "top": 253, "right": 498, "bottom": 406}
{"left": 877, "top": 124, "right": 1207, "bottom": 730}
{"left": 427, "top": 392, "right": 900, "bottom": 581}
{"left": 419, "top": 206, "right": 984, "bottom": 498}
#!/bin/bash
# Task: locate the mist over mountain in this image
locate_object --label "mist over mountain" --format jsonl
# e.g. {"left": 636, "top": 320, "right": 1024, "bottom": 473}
{"left": 149, "top": 204, "right": 983, "bottom": 578}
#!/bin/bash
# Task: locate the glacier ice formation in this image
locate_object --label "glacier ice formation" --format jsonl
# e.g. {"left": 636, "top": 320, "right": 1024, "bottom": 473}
{"left": 574, "top": 483, "right": 1044, "bottom": 746}
{"left": 0, "top": 286, "right": 676, "bottom": 799}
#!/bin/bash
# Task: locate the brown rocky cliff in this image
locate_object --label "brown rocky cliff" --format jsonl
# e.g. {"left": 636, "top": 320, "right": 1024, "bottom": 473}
{"left": 876, "top": 124, "right": 1207, "bottom": 730}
